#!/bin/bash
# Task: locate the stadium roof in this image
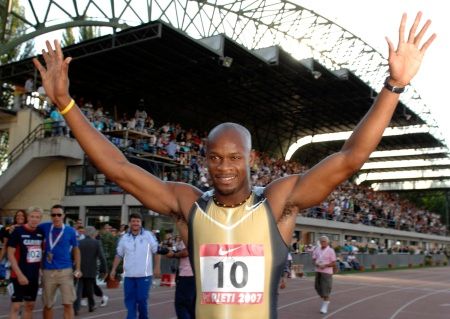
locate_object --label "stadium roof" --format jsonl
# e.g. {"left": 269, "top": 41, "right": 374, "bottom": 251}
{"left": 0, "top": 21, "right": 449, "bottom": 189}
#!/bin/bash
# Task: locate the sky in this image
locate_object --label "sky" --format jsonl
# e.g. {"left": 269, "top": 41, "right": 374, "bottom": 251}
{"left": 27, "top": 0, "right": 450, "bottom": 148}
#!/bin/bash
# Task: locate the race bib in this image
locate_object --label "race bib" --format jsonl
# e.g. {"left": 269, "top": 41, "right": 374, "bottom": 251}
{"left": 200, "top": 244, "right": 264, "bottom": 305}
{"left": 26, "top": 246, "right": 42, "bottom": 263}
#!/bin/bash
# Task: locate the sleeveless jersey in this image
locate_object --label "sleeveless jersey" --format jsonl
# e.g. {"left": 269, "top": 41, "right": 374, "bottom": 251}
{"left": 188, "top": 187, "right": 288, "bottom": 319}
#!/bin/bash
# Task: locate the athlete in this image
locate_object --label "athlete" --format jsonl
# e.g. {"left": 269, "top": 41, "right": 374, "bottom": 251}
{"left": 7, "top": 207, "right": 44, "bottom": 319}
{"left": 33, "top": 12, "right": 435, "bottom": 319}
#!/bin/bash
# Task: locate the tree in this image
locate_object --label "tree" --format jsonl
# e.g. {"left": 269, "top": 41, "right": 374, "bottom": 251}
{"left": 0, "top": 0, "right": 35, "bottom": 65}
{"left": 62, "top": 27, "right": 76, "bottom": 47}
{"left": 79, "top": 25, "right": 100, "bottom": 42}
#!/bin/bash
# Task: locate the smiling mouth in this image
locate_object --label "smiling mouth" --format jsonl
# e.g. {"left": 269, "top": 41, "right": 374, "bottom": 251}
{"left": 215, "top": 175, "right": 236, "bottom": 184}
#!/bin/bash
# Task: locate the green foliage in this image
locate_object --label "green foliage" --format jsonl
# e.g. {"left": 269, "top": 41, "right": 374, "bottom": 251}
{"left": 0, "top": 0, "right": 35, "bottom": 64}
{"left": 79, "top": 25, "right": 100, "bottom": 42}
{"left": 100, "top": 232, "right": 122, "bottom": 280}
{"left": 359, "top": 245, "right": 368, "bottom": 253}
{"left": 62, "top": 28, "right": 76, "bottom": 47}
{"left": 368, "top": 247, "right": 377, "bottom": 255}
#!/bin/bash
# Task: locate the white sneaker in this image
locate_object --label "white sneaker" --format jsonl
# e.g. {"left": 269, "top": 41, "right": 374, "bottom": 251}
{"left": 320, "top": 301, "right": 330, "bottom": 314}
{"left": 80, "top": 299, "right": 88, "bottom": 307}
{"left": 100, "top": 295, "right": 109, "bottom": 307}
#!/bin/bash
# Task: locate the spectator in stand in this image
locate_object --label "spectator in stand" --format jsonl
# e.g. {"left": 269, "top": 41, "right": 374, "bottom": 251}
{"left": 312, "top": 236, "right": 337, "bottom": 314}
{"left": 135, "top": 99, "right": 148, "bottom": 131}
{"left": 7, "top": 207, "right": 44, "bottom": 319}
{"left": 50, "top": 106, "right": 66, "bottom": 136}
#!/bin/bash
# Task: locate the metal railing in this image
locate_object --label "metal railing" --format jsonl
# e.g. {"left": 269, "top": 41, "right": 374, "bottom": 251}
{"left": 0, "top": 124, "right": 45, "bottom": 175}
{"left": 0, "top": 121, "right": 67, "bottom": 175}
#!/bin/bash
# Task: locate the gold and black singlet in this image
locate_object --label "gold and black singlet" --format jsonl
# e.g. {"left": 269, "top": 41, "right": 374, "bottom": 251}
{"left": 188, "top": 187, "right": 289, "bottom": 319}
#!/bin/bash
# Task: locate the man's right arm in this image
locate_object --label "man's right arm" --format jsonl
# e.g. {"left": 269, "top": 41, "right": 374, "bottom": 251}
{"left": 33, "top": 41, "right": 201, "bottom": 216}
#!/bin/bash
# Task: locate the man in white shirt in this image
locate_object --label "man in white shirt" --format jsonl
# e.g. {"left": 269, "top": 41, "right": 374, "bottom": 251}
{"left": 110, "top": 213, "right": 158, "bottom": 319}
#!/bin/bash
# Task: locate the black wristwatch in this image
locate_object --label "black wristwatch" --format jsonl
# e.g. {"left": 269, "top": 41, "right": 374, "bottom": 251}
{"left": 384, "top": 76, "right": 406, "bottom": 94}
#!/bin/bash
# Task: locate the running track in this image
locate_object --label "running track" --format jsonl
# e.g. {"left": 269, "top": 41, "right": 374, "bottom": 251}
{"left": 1, "top": 267, "right": 449, "bottom": 318}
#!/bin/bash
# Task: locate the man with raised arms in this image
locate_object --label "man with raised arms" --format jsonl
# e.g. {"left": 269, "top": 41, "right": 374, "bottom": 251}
{"left": 33, "top": 12, "right": 435, "bottom": 319}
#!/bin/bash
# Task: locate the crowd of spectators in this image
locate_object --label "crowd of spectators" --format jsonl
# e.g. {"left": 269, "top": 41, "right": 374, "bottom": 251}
{"left": 34, "top": 95, "right": 448, "bottom": 237}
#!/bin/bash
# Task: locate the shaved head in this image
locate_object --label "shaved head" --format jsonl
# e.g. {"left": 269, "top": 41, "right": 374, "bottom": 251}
{"left": 207, "top": 122, "right": 252, "bottom": 152}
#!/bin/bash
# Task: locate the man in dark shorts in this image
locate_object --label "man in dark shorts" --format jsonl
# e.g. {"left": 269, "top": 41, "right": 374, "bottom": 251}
{"left": 7, "top": 207, "right": 44, "bottom": 319}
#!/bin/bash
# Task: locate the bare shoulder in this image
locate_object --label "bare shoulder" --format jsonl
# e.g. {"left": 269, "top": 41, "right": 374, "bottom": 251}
{"left": 168, "top": 181, "right": 203, "bottom": 219}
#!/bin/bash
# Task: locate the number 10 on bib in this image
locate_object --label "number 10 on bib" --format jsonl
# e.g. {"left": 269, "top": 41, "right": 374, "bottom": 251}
{"left": 200, "top": 244, "right": 264, "bottom": 305}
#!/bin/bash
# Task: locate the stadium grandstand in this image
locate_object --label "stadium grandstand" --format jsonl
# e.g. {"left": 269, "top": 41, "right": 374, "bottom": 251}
{"left": 1, "top": 0, "right": 450, "bottom": 257}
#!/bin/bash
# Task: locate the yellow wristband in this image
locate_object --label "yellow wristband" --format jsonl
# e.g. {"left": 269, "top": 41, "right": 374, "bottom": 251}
{"left": 59, "top": 99, "right": 75, "bottom": 115}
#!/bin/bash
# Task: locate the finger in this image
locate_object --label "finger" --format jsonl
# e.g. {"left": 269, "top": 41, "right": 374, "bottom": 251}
{"left": 32, "top": 58, "right": 47, "bottom": 76}
{"left": 420, "top": 33, "right": 437, "bottom": 53}
{"left": 414, "top": 19, "right": 431, "bottom": 46}
{"left": 54, "top": 39, "right": 63, "bottom": 60}
{"left": 398, "top": 13, "right": 407, "bottom": 44}
{"left": 45, "top": 40, "right": 55, "bottom": 57}
{"left": 407, "top": 11, "right": 422, "bottom": 43}
{"left": 42, "top": 49, "right": 50, "bottom": 65}
{"left": 385, "top": 36, "right": 395, "bottom": 57}
{"left": 64, "top": 56, "right": 72, "bottom": 65}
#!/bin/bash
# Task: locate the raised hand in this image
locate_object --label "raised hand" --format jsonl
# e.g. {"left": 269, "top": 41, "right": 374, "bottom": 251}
{"left": 386, "top": 12, "right": 436, "bottom": 87}
{"left": 32, "top": 40, "right": 72, "bottom": 108}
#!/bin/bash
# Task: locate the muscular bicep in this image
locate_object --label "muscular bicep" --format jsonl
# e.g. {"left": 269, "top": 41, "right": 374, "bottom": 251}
{"left": 291, "top": 152, "right": 357, "bottom": 209}
{"left": 267, "top": 152, "right": 357, "bottom": 214}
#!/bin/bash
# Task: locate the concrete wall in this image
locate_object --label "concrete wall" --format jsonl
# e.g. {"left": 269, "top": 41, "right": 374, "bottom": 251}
{"left": 8, "top": 108, "right": 43, "bottom": 151}
{"left": 4, "top": 159, "right": 68, "bottom": 214}
{"left": 293, "top": 252, "right": 448, "bottom": 273}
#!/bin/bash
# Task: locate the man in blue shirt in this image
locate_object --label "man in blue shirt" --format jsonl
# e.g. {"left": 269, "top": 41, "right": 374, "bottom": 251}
{"left": 40, "top": 204, "right": 81, "bottom": 319}
{"left": 110, "top": 212, "right": 158, "bottom": 319}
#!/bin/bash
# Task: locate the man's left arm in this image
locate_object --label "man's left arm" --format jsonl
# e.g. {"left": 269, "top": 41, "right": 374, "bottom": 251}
{"left": 269, "top": 12, "right": 436, "bottom": 212}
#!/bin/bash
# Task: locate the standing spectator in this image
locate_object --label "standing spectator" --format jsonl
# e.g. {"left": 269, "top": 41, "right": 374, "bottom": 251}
{"left": 135, "top": 100, "right": 147, "bottom": 131}
{"left": 7, "top": 207, "right": 44, "bottom": 319}
{"left": 74, "top": 226, "right": 107, "bottom": 315}
{"left": 166, "top": 237, "right": 195, "bottom": 319}
{"left": 0, "top": 210, "right": 27, "bottom": 263}
{"left": 312, "top": 236, "right": 336, "bottom": 314}
{"left": 110, "top": 213, "right": 158, "bottom": 319}
{"left": 40, "top": 205, "right": 81, "bottom": 319}
{"left": 50, "top": 106, "right": 66, "bottom": 136}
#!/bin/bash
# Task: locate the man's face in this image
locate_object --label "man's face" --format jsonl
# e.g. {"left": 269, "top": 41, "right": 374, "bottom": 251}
{"left": 129, "top": 218, "right": 142, "bottom": 232}
{"left": 206, "top": 130, "right": 253, "bottom": 197}
{"left": 320, "top": 240, "right": 328, "bottom": 249}
{"left": 50, "top": 208, "right": 64, "bottom": 226}
{"left": 27, "top": 211, "right": 42, "bottom": 228}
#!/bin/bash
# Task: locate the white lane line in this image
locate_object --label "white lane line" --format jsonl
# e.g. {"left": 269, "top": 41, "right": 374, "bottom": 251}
{"left": 389, "top": 288, "right": 450, "bottom": 319}
{"left": 323, "top": 278, "right": 450, "bottom": 319}
{"left": 277, "top": 285, "right": 369, "bottom": 310}
{"left": 80, "top": 300, "right": 174, "bottom": 319}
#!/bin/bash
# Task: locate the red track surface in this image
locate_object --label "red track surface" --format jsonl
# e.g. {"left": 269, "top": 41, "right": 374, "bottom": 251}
{"left": 1, "top": 267, "right": 449, "bottom": 318}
